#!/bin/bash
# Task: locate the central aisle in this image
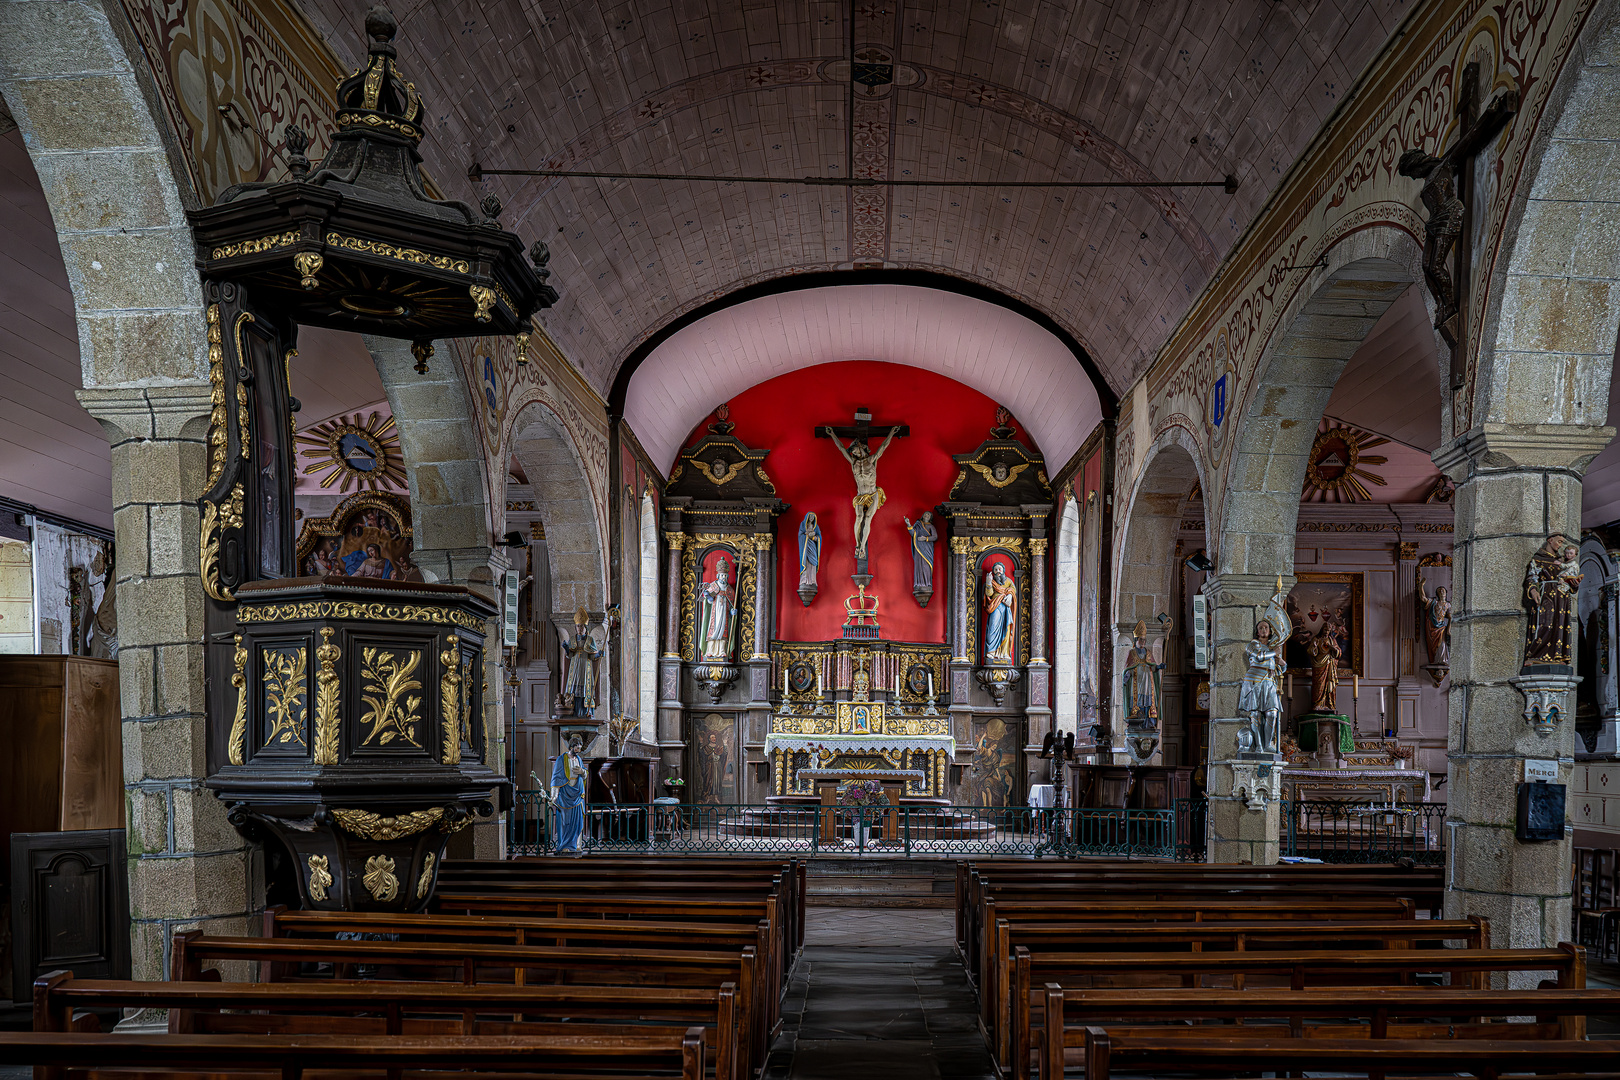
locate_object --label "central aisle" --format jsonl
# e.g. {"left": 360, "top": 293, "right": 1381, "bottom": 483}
{"left": 764, "top": 909, "right": 998, "bottom": 1080}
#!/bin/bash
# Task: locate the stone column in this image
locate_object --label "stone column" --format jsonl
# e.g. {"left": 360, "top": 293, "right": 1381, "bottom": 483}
{"left": 750, "top": 535, "right": 771, "bottom": 662}
{"left": 1025, "top": 537, "right": 1053, "bottom": 770}
{"left": 1201, "top": 571, "right": 1292, "bottom": 864}
{"left": 1393, "top": 540, "right": 1420, "bottom": 741}
{"left": 658, "top": 533, "right": 686, "bottom": 761}
{"left": 79, "top": 386, "right": 258, "bottom": 981}
{"left": 1435, "top": 426, "right": 1611, "bottom": 957}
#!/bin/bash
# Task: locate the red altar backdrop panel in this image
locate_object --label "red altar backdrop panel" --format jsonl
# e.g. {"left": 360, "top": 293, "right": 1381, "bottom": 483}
{"left": 680, "top": 361, "right": 1033, "bottom": 643}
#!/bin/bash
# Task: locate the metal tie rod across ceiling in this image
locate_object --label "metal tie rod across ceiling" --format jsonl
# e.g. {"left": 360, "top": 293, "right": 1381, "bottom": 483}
{"left": 466, "top": 164, "right": 1239, "bottom": 193}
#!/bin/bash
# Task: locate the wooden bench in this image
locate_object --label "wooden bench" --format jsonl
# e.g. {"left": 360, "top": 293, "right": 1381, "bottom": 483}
{"left": 1082, "top": 1028, "right": 1620, "bottom": 1080}
{"left": 956, "top": 861, "right": 1445, "bottom": 943}
{"left": 1006, "top": 943, "right": 1587, "bottom": 1078}
{"left": 3, "top": 1029, "right": 707, "bottom": 1080}
{"left": 427, "top": 887, "right": 787, "bottom": 1003}
{"left": 265, "top": 906, "right": 780, "bottom": 988}
{"left": 975, "top": 897, "right": 1417, "bottom": 1030}
{"left": 34, "top": 973, "right": 740, "bottom": 1080}
{"left": 429, "top": 890, "right": 787, "bottom": 1027}
{"left": 966, "top": 884, "right": 1421, "bottom": 976}
{"left": 985, "top": 913, "right": 1486, "bottom": 1051}
{"left": 1037, "top": 986, "right": 1620, "bottom": 1080}
{"left": 170, "top": 933, "right": 766, "bottom": 1072}
{"left": 443, "top": 858, "right": 806, "bottom": 950}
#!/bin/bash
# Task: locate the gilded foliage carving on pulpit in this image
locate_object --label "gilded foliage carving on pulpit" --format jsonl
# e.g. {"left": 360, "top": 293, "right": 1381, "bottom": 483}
{"left": 261, "top": 646, "right": 309, "bottom": 748}
{"left": 359, "top": 647, "right": 423, "bottom": 747}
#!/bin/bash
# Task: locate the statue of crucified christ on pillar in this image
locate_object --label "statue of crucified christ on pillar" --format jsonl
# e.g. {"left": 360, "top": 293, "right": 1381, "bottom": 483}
{"left": 818, "top": 407, "right": 908, "bottom": 573}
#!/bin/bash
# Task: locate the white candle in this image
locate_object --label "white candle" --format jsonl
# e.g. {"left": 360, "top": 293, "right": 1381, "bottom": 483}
{"left": 816, "top": 659, "right": 823, "bottom": 697}
{"left": 896, "top": 671, "right": 902, "bottom": 697}
{"left": 928, "top": 669, "right": 936, "bottom": 699}
{"left": 1379, "top": 686, "right": 1386, "bottom": 714}
{"left": 783, "top": 661, "right": 790, "bottom": 697}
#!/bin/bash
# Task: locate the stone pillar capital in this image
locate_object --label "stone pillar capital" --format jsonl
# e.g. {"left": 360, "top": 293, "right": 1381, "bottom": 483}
{"left": 1433, "top": 423, "right": 1615, "bottom": 479}
{"left": 1201, "top": 572, "right": 1294, "bottom": 608}
{"left": 77, "top": 384, "right": 212, "bottom": 442}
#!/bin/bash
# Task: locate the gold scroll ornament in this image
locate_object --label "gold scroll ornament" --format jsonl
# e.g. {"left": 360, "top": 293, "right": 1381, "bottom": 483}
{"left": 363, "top": 854, "right": 399, "bottom": 901}
{"left": 440, "top": 634, "right": 461, "bottom": 765}
{"left": 228, "top": 634, "right": 249, "bottom": 765}
{"left": 416, "top": 852, "right": 437, "bottom": 899}
{"left": 313, "top": 628, "right": 341, "bottom": 765}
{"left": 307, "top": 855, "right": 333, "bottom": 902}
{"left": 359, "top": 647, "right": 423, "bottom": 747}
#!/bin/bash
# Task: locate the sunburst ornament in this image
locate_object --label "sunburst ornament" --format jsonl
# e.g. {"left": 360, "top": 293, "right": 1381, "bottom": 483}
{"left": 1303, "top": 423, "right": 1389, "bottom": 503}
{"left": 296, "top": 411, "right": 406, "bottom": 492}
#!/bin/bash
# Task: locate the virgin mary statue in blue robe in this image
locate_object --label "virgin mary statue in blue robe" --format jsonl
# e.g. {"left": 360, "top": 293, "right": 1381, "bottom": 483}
{"left": 551, "top": 736, "right": 586, "bottom": 854}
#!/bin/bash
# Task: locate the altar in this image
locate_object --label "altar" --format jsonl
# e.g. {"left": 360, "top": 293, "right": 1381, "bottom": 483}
{"left": 765, "top": 700, "right": 953, "bottom": 800}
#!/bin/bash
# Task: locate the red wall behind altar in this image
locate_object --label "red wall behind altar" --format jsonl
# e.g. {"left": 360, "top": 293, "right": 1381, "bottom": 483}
{"left": 681, "top": 361, "right": 1033, "bottom": 644}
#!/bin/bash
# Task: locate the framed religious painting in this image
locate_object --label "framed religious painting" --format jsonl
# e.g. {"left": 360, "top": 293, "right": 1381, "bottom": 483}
{"left": 978, "top": 552, "right": 1020, "bottom": 667}
{"left": 1284, "top": 572, "right": 1364, "bottom": 676}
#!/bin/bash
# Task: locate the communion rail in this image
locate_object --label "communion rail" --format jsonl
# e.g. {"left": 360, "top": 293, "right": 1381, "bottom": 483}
{"left": 1284, "top": 799, "right": 1446, "bottom": 865}
{"left": 505, "top": 796, "right": 1188, "bottom": 859}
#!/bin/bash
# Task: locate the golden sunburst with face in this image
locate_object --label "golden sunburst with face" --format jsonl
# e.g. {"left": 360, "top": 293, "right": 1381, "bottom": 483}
{"left": 296, "top": 410, "right": 406, "bottom": 493}
{"left": 1303, "top": 423, "right": 1389, "bottom": 502}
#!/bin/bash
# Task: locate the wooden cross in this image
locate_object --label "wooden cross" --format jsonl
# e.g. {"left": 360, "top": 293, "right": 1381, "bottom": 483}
{"left": 1398, "top": 62, "right": 1518, "bottom": 391}
{"left": 814, "top": 406, "right": 909, "bottom": 447}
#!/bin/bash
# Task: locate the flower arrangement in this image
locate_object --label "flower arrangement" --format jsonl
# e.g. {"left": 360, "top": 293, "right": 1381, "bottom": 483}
{"left": 839, "top": 778, "right": 887, "bottom": 807}
{"left": 1383, "top": 741, "right": 1415, "bottom": 765}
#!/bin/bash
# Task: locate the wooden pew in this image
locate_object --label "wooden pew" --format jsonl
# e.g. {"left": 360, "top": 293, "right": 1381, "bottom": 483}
{"left": 34, "top": 973, "right": 739, "bottom": 1080}
{"left": 442, "top": 858, "right": 807, "bottom": 950}
{"left": 1082, "top": 1028, "right": 1620, "bottom": 1080}
{"left": 2, "top": 1029, "right": 707, "bottom": 1080}
{"left": 265, "top": 906, "right": 775, "bottom": 986}
{"left": 170, "top": 933, "right": 765, "bottom": 1072}
{"left": 965, "top": 880, "right": 1421, "bottom": 977}
{"left": 1006, "top": 942, "right": 1587, "bottom": 1079}
{"left": 1038, "top": 986, "right": 1620, "bottom": 1080}
{"left": 975, "top": 897, "right": 1416, "bottom": 1032}
{"left": 430, "top": 889, "right": 788, "bottom": 1029}
{"left": 955, "top": 860, "right": 1445, "bottom": 943}
{"left": 969, "top": 880, "right": 1433, "bottom": 964}
{"left": 985, "top": 913, "right": 1484, "bottom": 1048}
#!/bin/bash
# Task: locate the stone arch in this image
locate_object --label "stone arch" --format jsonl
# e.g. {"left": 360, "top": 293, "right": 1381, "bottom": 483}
{"left": 510, "top": 402, "right": 608, "bottom": 619}
{"left": 1052, "top": 495, "right": 1082, "bottom": 735}
{"left": 1114, "top": 429, "right": 1207, "bottom": 759}
{"left": 637, "top": 488, "right": 659, "bottom": 740}
{"left": 1469, "top": 0, "right": 1620, "bottom": 437}
{"left": 365, "top": 336, "right": 496, "bottom": 585}
{"left": 0, "top": 3, "right": 234, "bottom": 980}
{"left": 1214, "top": 230, "right": 1422, "bottom": 581}
{"left": 1203, "top": 228, "right": 1421, "bottom": 861}
{"left": 1430, "top": 2, "right": 1620, "bottom": 953}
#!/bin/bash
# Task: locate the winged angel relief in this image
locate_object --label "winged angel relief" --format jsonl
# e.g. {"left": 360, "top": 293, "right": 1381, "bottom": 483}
{"left": 360, "top": 647, "right": 423, "bottom": 747}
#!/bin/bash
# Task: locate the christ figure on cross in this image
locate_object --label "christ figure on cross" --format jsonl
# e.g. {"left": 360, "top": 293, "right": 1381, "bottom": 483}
{"left": 824, "top": 424, "right": 899, "bottom": 562}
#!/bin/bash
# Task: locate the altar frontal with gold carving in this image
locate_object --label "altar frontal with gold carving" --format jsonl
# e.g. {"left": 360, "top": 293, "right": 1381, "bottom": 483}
{"left": 767, "top": 700, "right": 952, "bottom": 798}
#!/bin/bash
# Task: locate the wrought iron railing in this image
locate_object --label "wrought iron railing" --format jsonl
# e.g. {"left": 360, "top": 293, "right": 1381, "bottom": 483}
{"left": 505, "top": 795, "right": 1184, "bottom": 859}
{"left": 1174, "top": 796, "right": 1208, "bottom": 862}
{"left": 1284, "top": 799, "right": 1445, "bottom": 865}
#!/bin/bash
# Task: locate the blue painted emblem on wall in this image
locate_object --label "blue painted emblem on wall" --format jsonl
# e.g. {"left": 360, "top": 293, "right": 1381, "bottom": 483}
{"left": 1211, "top": 373, "right": 1227, "bottom": 428}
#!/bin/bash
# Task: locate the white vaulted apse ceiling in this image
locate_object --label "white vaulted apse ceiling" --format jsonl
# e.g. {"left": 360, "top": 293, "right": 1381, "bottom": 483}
{"left": 624, "top": 284, "right": 1103, "bottom": 472}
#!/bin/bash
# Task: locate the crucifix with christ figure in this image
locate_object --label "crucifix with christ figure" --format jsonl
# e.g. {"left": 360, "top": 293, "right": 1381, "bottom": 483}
{"left": 817, "top": 407, "right": 909, "bottom": 579}
{"left": 1397, "top": 61, "right": 1518, "bottom": 392}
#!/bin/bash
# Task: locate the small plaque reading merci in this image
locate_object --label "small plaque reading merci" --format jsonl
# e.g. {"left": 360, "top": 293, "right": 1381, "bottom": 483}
{"left": 1524, "top": 759, "right": 1559, "bottom": 783}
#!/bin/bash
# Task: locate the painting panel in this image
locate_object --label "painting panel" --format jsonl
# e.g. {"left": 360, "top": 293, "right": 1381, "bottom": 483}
{"left": 295, "top": 491, "right": 422, "bottom": 582}
{"left": 958, "top": 716, "right": 1019, "bottom": 807}
{"left": 1284, "top": 573, "right": 1364, "bottom": 677}
{"left": 693, "top": 713, "right": 737, "bottom": 806}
